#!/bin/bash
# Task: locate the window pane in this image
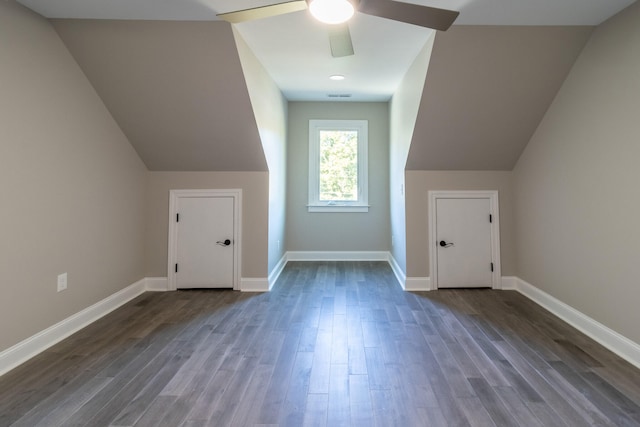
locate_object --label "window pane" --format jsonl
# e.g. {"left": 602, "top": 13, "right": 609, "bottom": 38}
{"left": 319, "top": 130, "right": 358, "bottom": 201}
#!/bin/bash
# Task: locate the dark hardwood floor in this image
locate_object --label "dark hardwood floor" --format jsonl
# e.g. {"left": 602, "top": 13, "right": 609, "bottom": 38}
{"left": 2, "top": 261, "right": 640, "bottom": 426}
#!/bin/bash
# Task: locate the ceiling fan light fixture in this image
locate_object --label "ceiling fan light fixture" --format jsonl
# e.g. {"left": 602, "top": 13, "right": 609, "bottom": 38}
{"left": 309, "top": 0, "right": 354, "bottom": 24}
{"left": 329, "top": 74, "right": 345, "bottom": 81}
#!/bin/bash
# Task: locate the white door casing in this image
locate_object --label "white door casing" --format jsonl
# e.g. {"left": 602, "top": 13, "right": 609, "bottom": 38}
{"left": 168, "top": 189, "right": 242, "bottom": 291}
{"left": 428, "top": 191, "right": 501, "bottom": 290}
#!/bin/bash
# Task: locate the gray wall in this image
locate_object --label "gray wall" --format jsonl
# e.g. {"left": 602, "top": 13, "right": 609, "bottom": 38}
{"left": 405, "top": 171, "right": 515, "bottom": 279}
{"left": 287, "top": 102, "right": 390, "bottom": 252}
{"left": 234, "top": 29, "right": 288, "bottom": 275}
{"left": 0, "top": 1, "right": 147, "bottom": 352}
{"left": 513, "top": 1, "right": 640, "bottom": 344}
{"left": 389, "top": 35, "right": 434, "bottom": 273}
{"left": 145, "top": 172, "right": 269, "bottom": 279}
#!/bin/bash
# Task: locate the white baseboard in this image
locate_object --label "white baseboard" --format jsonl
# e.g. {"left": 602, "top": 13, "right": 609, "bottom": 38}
{"left": 286, "top": 251, "right": 390, "bottom": 261}
{"left": 501, "top": 276, "right": 518, "bottom": 291}
{"left": 268, "top": 254, "right": 288, "bottom": 289}
{"left": 376, "top": 253, "right": 433, "bottom": 291}
{"left": 0, "top": 277, "right": 152, "bottom": 377}
{"left": 241, "top": 278, "right": 270, "bottom": 292}
{"left": 405, "top": 277, "right": 432, "bottom": 291}
{"left": 505, "top": 276, "right": 640, "bottom": 370}
{"left": 145, "top": 277, "right": 168, "bottom": 292}
{"left": 388, "top": 254, "right": 406, "bottom": 289}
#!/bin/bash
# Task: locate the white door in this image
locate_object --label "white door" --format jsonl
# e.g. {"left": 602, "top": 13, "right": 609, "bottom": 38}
{"left": 435, "top": 197, "right": 493, "bottom": 288}
{"left": 176, "top": 196, "right": 234, "bottom": 288}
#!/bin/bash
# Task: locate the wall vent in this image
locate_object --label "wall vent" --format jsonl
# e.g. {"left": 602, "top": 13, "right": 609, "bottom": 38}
{"left": 327, "top": 94, "right": 352, "bottom": 98}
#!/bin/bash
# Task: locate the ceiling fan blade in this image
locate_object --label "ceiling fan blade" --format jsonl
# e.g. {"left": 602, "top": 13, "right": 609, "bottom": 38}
{"left": 217, "top": 0, "right": 307, "bottom": 24}
{"left": 358, "top": 0, "right": 459, "bottom": 31}
{"left": 329, "top": 23, "right": 354, "bottom": 57}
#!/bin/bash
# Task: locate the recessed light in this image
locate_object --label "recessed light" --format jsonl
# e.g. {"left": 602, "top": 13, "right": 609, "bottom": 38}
{"left": 329, "top": 74, "right": 346, "bottom": 81}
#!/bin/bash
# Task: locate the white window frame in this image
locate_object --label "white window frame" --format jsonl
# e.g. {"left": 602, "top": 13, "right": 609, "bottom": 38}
{"left": 308, "top": 119, "right": 369, "bottom": 213}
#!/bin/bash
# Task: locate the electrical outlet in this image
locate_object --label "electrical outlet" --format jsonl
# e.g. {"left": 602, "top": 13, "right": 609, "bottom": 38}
{"left": 277, "top": 240, "right": 281, "bottom": 251}
{"left": 57, "top": 273, "right": 67, "bottom": 292}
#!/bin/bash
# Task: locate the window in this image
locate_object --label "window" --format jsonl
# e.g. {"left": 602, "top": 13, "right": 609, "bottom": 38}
{"left": 308, "top": 119, "right": 368, "bottom": 212}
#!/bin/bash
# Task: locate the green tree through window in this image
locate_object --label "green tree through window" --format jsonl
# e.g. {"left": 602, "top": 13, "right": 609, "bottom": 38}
{"left": 319, "top": 130, "right": 358, "bottom": 201}
{"left": 308, "top": 119, "right": 368, "bottom": 212}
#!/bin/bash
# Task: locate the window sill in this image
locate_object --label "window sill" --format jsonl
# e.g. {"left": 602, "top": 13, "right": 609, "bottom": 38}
{"left": 307, "top": 205, "right": 369, "bottom": 213}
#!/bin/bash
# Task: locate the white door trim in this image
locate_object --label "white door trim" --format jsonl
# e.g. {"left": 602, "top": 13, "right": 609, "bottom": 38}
{"left": 428, "top": 190, "right": 501, "bottom": 291}
{"left": 168, "top": 189, "right": 242, "bottom": 291}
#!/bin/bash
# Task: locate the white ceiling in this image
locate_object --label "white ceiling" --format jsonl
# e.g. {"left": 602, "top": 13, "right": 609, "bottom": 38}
{"left": 17, "top": 0, "right": 636, "bottom": 101}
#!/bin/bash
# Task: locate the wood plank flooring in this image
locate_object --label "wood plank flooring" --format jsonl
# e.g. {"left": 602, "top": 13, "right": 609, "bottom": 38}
{"left": 2, "top": 261, "right": 640, "bottom": 426}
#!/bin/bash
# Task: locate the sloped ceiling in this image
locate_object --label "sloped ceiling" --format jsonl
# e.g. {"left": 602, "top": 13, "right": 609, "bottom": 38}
{"left": 51, "top": 19, "right": 599, "bottom": 172}
{"left": 406, "top": 25, "right": 594, "bottom": 170}
{"left": 52, "top": 19, "right": 267, "bottom": 171}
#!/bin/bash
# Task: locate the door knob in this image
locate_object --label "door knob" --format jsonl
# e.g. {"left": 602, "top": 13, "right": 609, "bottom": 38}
{"left": 216, "top": 239, "right": 232, "bottom": 247}
{"left": 439, "top": 240, "right": 454, "bottom": 248}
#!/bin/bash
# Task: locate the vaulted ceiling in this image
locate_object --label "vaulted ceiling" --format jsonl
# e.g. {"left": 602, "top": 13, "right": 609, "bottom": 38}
{"left": 52, "top": 19, "right": 267, "bottom": 171}
{"left": 18, "top": 0, "right": 635, "bottom": 102}
{"left": 406, "top": 25, "right": 594, "bottom": 170}
{"left": 15, "top": 0, "right": 638, "bottom": 171}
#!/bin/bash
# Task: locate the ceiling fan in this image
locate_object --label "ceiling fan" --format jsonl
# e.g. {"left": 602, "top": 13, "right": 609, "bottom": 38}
{"left": 217, "top": 0, "right": 459, "bottom": 58}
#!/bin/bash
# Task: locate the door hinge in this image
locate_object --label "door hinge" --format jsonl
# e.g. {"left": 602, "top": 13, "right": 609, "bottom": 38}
{"left": 175, "top": 263, "right": 178, "bottom": 273}
{"left": 489, "top": 214, "right": 493, "bottom": 223}
{"left": 490, "top": 262, "right": 494, "bottom": 272}
{"left": 176, "top": 213, "right": 180, "bottom": 222}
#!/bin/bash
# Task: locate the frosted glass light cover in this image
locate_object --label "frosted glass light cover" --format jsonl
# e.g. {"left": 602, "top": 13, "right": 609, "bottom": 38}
{"left": 309, "top": 0, "right": 354, "bottom": 24}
